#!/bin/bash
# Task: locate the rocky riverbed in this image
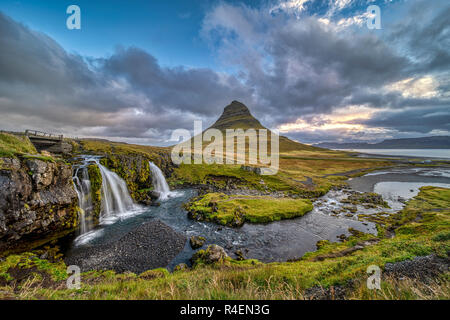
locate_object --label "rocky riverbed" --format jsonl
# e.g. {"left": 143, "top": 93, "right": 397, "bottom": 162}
{"left": 65, "top": 219, "right": 186, "bottom": 273}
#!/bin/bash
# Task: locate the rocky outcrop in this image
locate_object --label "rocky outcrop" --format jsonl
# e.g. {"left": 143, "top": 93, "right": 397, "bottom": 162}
{"left": 99, "top": 152, "right": 174, "bottom": 204}
{"left": 190, "top": 235, "right": 206, "bottom": 249}
{"left": 0, "top": 157, "right": 78, "bottom": 252}
{"left": 191, "top": 244, "right": 229, "bottom": 266}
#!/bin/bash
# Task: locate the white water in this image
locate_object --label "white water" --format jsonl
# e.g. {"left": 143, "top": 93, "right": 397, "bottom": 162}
{"left": 72, "top": 167, "right": 93, "bottom": 235}
{"left": 97, "top": 162, "right": 136, "bottom": 221}
{"left": 149, "top": 161, "right": 180, "bottom": 200}
{"left": 72, "top": 157, "right": 141, "bottom": 243}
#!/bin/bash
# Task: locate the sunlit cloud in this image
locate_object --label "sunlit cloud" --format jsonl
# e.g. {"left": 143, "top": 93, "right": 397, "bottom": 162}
{"left": 385, "top": 76, "right": 439, "bottom": 99}
{"left": 278, "top": 105, "right": 378, "bottom": 133}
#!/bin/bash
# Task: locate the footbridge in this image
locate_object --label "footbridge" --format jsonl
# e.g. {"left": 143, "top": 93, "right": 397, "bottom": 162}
{"left": 25, "top": 130, "right": 72, "bottom": 154}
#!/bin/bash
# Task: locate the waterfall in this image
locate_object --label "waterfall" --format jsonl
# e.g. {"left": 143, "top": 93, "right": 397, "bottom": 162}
{"left": 72, "top": 166, "right": 93, "bottom": 235}
{"left": 97, "top": 162, "right": 136, "bottom": 219}
{"left": 149, "top": 161, "right": 176, "bottom": 200}
{"left": 72, "top": 156, "right": 139, "bottom": 235}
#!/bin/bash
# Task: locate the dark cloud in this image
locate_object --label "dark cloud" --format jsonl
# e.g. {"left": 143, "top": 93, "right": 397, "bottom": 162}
{"left": 201, "top": 1, "right": 450, "bottom": 141}
{"left": 362, "top": 106, "right": 450, "bottom": 134}
{"left": 0, "top": 0, "right": 449, "bottom": 145}
{"left": 0, "top": 12, "right": 252, "bottom": 144}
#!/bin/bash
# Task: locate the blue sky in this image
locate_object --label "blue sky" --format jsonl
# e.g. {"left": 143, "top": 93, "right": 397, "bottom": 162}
{"left": 0, "top": 0, "right": 217, "bottom": 67}
{"left": 0, "top": 0, "right": 448, "bottom": 145}
{"left": 0, "top": 0, "right": 401, "bottom": 67}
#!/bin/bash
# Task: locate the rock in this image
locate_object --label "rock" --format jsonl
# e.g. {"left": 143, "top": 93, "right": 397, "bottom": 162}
{"left": 26, "top": 159, "right": 55, "bottom": 190}
{"left": 235, "top": 249, "right": 245, "bottom": 261}
{"left": 191, "top": 244, "right": 228, "bottom": 265}
{"left": 337, "top": 234, "right": 347, "bottom": 241}
{"left": 190, "top": 235, "right": 206, "bottom": 249}
{"left": 149, "top": 191, "right": 160, "bottom": 200}
{"left": 347, "top": 192, "right": 388, "bottom": 208}
{"left": 65, "top": 220, "right": 186, "bottom": 274}
{"left": 384, "top": 254, "right": 449, "bottom": 283}
{"left": 316, "top": 240, "right": 330, "bottom": 250}
{"left": 151, "top": 202, "right": 161, "bottom": 207}
{"left": 174, "top": 263, "right": 189, "bottom": 272}
{"left": 0, "top": 157, "right": 78, "bottom": 251}
{"left": 240, "top": 165, "right": 262, "bottom": 175}
{"left": 398, "top": 196, "right": 406, "bottom": 203}
{"left": 139, "top": 199, "right": 152, "bottom": 206}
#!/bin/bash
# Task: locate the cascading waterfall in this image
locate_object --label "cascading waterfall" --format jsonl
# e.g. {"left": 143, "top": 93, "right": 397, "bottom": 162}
{"left": 72, "top": 156, "right": 138, "bottom": 235}
{"left": 97, "top": 162, "right": 136, "bottom": 219}
{"left": 72, "top": 166, "right": 93, "bottom": 235}
{"left": 149, "top": 161, "right": 176, "bottom": 200}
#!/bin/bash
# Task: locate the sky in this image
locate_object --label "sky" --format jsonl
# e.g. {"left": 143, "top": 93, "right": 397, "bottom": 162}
{"left": 0, "top": 0, "right": 449, "bottom": 146}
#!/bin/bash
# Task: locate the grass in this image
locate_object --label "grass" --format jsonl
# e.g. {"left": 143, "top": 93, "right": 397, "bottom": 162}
{"left": 169, "top": 156, "right": 393, "bottom": 198}
{"left": 186, "top": 192, "right": 313, "bottom": 226}
{"left": 79, "top": 136, "right": 394, "bottom": 201}
{"left": 0, "top": 186, "right": 448, "bottom": 300}
{"left": 169, "top": 163, "right": 295, "bottom": 192}
{"left": 0, "top": 133, "right": 37, "bottom": 158}
{"left": 80, "top": 140, "right": 168, "bottom": 159}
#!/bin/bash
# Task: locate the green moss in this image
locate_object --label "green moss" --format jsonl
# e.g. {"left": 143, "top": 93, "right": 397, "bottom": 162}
{"left": 22, "top": 155, "right": 55, "bottom": 163}
{"left": 88, "top": 164, "right": 102, "bottom": 224}
{"left": 139, "top": 268, "right": 169, "bottom": 280}
{"left": 186, "top": 192, "right": 313, "bottom": 226}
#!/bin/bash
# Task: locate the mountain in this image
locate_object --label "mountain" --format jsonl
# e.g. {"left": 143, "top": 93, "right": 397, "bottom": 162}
{"left": 209, "top": 100, "right": 265, "bottom": 130}
{"left": 315, "top": 136, "right": 450, "bottom": 149}
{"left": 206, "top": 101, "right": 322, "bottom": 152}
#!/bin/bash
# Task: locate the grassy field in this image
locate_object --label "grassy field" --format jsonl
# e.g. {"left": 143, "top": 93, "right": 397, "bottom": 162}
{"left": 169, "top": 157, "right": 393, "bottom": 197}
{"left": 80, "top": 139, "right": 169, "bottom": 158}
{"left": 0, "top": 186, "right": 448, "bottom": 300}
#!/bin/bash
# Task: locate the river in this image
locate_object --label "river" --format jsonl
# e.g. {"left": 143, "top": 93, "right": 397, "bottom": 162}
{"left": 64, "top": 165, "right": 450, "bottom": 273}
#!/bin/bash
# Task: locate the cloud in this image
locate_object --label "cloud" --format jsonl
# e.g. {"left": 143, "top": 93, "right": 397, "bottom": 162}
{"left": 0, "top": 0, "right": 449, "bottom": 145}
{"left": 201, "top": 1, "right": 450, "bottom": 142}
{"left": 0, "top": 12, "right": 253, "bottom": 145}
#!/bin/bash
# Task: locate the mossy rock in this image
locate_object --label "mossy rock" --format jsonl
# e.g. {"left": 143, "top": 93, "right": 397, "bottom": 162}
{"left": 186, "top": 192, "right": 313, "bottom": 227}
{"left": 139, "top": 268, "right": 169, "bottom": 280}
{"left": 88, "top": 164, "right": 102, "bottom": 225}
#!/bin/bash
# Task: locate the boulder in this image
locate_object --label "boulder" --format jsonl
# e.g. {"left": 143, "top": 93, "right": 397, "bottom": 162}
{"left": 191, "top": 244, "right": 228, "bottom": 265}
{"left": 240, "top": 165, "right": 262, "bottom": 175}
{"left": 190, "top": 235, "right": 206, "bottom": 249}
{"left": 174, "top": 263, "right": 189, "bottom": 271}
{"left": 149, "top": 190, "right": 161, "bottom": 200}
{"left": 234, "top": 249, "right": 245, "bottom": 261}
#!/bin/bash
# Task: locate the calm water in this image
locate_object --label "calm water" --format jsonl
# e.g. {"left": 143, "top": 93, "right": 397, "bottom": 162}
{"left": 338, "top": 149, "right": 450, "bottom": 159}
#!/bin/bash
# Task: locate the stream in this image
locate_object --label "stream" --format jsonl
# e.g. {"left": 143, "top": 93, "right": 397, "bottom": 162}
{"left": 64, "top": 164, "right": 450, "bottom": 272}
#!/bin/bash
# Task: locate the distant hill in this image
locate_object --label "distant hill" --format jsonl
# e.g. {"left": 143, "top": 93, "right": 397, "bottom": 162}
{"left": 206, "top": 100, "right": 323, "bottom": 153}
{"left": 315, "top": 136, "right": 450, "bottom": 149}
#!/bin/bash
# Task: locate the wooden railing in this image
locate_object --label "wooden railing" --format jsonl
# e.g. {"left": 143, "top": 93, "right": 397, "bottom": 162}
{"left": 25, "top": 130, "right": 63, "bottom": 140}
